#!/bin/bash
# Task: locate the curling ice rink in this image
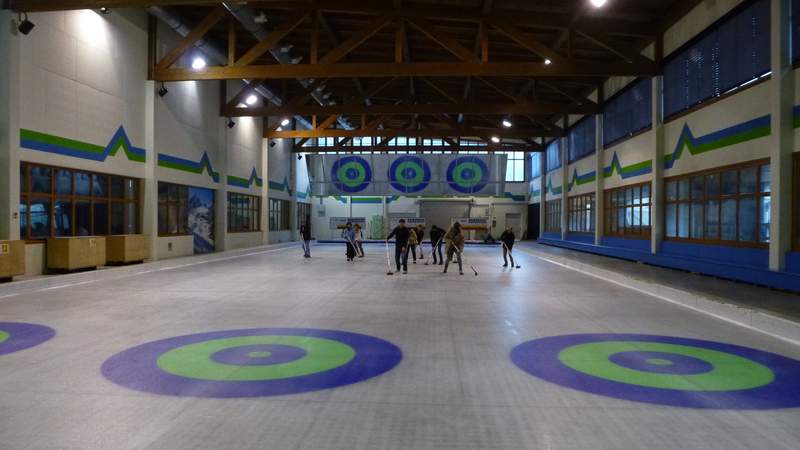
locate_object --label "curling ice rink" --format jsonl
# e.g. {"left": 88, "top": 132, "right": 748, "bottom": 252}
{"left": 0, "top": 243, "right": 799, "bottom": 450}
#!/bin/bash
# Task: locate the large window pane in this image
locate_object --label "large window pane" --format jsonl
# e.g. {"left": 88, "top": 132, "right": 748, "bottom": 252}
{"left": 738, "top": 197, "right": 757, "bottom": 241}
{"left": 721, "top": 199, "right": 737, "bottom": 240}
{"left": 93, "top": 175, "right": 108, "bottom": 197}
{"left": 759, "top": 196, "right": 771, "bottom": 243}
{"left": 94, "top": 203, "right": 108, "bottom": 235}
{"left": 110, "top": 203, "right": 124, "bottom": 235}
{"left": 55, "top": 170, "right": 72, "bottom": 195}
{"left": 54, "top": 199, "right": 72, "bottom": 236}
{"left": 125, "top": 203, "right": 138, "bottom": 234}
{"left": 705, "top": 200, "right": 720, "bottom": 239}
{"left": 75, "top": 172, "right": 91, "bottom": 197}
{"left": 740, "top": 167, "right": 757, "bottom": 194}
{"left": 20, "top": 165, "right": 27, "bottom": 192}
{"left": 666, "top": 204, "right": 677, "bottom": 237}
{"left": 30, "top": 199, "right": 50, "bottom": 237}
{"left": 666, "top": 181, "right": 677, "bottom": 201}
{"left": 75, "top": 201, "right": 91, "bottom": 236}
{"left": 110, "top": 176, "right": 125, "bottom": 198}
{"left": 19, "top": 201, "right": 27, "bottom": 239}
{"left": 31, "top": 167, "right": 51, "bottom": 193}
{"left": 760, "top": 164, "right": 771, "bottom": 193}
{"left": 678, "top": 203, "right": 690, "bottom": 238}
{"left": 691, "top": 202, "right": 704, "bottom": 238}
{"left": 721, "top": 170, "right": 738, "bottom": 195}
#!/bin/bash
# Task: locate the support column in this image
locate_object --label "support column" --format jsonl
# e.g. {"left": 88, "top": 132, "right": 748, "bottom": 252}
{"left": 216, "top": 122, "right": 229, "bottom": 252}
{"left": 594, "top": 113, "right": 604, "bottom": 245}
{"left": 560, "top": 130, "right": 569, "bottom": 240}
{"left": 260, "top": 137, "right": 269, "bottom": 245}
{"left": 142, "top": 81, "right": 159, "bottom": 260}
{"left": 289, "top": 153, "right": 298, "bottom": 242}
{"left": 538, "top": 142, "right": 546, "bottom": 239}
{"left": 769, "top": 0, "right": 794, "bottom": 271}
{"left": 650, "top": 55, "right": 666, "bottom": 255}
{"left": 0, "top": 10, "right": 20, "bottom": 240}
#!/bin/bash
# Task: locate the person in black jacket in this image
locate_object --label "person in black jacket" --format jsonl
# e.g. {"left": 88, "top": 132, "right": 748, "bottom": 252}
{"left": 499, "top": 226, "right": 517, "bottom": 268}
{"left": 415, "top": 225, "right": 425, "bottom": 260}
{"left": 300, "top": 223, "right": 312, "bottom": 258}
{"left": 429, "top": 225, "right": 444, "bottom": 265}
{"left": 386, "top": 219, "right": 410, "bottom": 273}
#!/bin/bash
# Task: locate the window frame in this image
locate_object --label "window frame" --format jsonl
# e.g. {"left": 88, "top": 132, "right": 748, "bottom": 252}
{"left": 269, "top": 198, "right": 291, "bottom": 231}
{"left": 297, "top": 202, "right": 312, "bottom": 230}
{"left": 567, "top": 193, "right": 596, "bottom": 234}
{"left": 604, "top": 181, "right": 652, "bottom": 239}
{"left": 501, "top": 151, "right": 526, "bottom": 183}
{"left": 663, "top": 159, "right": 770, "bottom": 248}
{"left": 227, "top": 192, "right": 261, "bottom": 233}
{"left": 544, "top": 199, "right": 562, "bottom": 233}
{"left": 157, "top": 182, "right": 190, "bottom": 237}
{"left": 19, "top": 162, "right": 140, "bottom": 241}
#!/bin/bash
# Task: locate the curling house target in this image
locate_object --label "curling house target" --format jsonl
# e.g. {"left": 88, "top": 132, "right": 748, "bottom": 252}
{"left": 331, "top": 156, "right": 372, "bottom": 193}
{"left": 101, "top": 328, "right": 402, "bottom": 398}
{"left": 0, "top": 322, "right": 55, "bottom": 356}
{"left": 389, "top": 156, "right": 431, "bottom": 193}
{"left": 446, "top": 157, "right": 489, "bottom": 194}
{"left": 510, "top": 333, "right": 800, "bottom": 409}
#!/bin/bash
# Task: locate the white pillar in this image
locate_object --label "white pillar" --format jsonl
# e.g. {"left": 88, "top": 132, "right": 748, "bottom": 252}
{"left": 260, "top": 137, "right": 269, "bottom": 245}
{"left": 560, "top": 134, "right": 569, "bottom": 240}
{"left": 539, "top": 148, "right": 546, "bottom": 239}
{"left": 594, "top": 113, "right": 604, "bottom": 245}
{"left": 650, "top": 76, "right": 665, "bottom": 254}
{"left": 215, "top": 122, "right": 229, "bottom": 252}
{"left": 142, "top": 81, "right": 158, "bottom": 260}
{"left": 0, "top": 11, "right": 20, "bottom": 241}
{"left": 769, "top": 0, "right": 794, "bottom": 271}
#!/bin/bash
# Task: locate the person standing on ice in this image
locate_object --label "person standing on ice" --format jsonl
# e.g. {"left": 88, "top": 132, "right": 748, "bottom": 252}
{"left": 353, "top": 223, "right": 365, "bottom": 257}
{"left": 500, "top": 226, "right": 518, "bottom": 268}
{"left": 300, "top": 223, "right": 312, "bottom": 258}
{"left": 443, "top": 222, "right": 465, "bottom": 275}
{"left": 386, "top": 219, "right": 410, "bottom": 274}
{"left": 429, "top": 225, "right": 444, "bottom": 265}
{"left": 341, "top": 222, "right": 356, "bottom": 262}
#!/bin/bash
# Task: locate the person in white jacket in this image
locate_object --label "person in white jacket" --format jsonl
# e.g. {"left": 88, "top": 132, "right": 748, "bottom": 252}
{"left": 353, "top": 223, "right": 365, "bottom": 257}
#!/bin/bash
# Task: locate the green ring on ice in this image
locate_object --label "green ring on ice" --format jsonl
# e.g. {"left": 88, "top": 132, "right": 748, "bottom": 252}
{"left": 156, "top": 335, "right": 356, "bottom": 381}
{"left": 558, "top": 341, "right": 775, "bottom": 391}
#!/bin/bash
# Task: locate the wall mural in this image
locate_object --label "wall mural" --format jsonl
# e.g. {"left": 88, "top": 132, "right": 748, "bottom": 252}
{"left": 158, "top": 152, "right": 220, "bottom": 183}
{"left": 188, "top": 187, "right": 215, "bottom": 254}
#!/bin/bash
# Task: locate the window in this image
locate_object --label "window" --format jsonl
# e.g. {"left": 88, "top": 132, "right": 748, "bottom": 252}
{"left": 19, "top": 163, "right": 140, "bottom": 240}
{"left": 269, "top": 198, "right": 290, "bottom": 231}
{"left": 568, "top": 193, "right": 595, "bottom": 234}
{"left": 568, "top": 117, "right": 596, "bottom": 163}
{"left": 665, "top": 160, "right": 770, "bottom": 245}
{"left": 227, "top": 192, "right": 261, "bottom": 233}
{"left": 545, "top": 140, "right": 561, "bottom": 172}
{"left": 604, "top": 182, "right": 652, "bottom": 238}
{"left": 663, "top": 0, "right": 770, "bottom": 118}
{"left": 793, "top": 0, "right": 800, "bottom": 62}
{"left": 603, "top": 78, "right": 652, "bottom": 147}
{"left": 794, "top": 154, "right": 800, "bottom": 249}
{"left": 158, "top": 182, "right": 189, "bottom": 236}
{"left": 502, "top": 151, "right": 525, "bottom": 182}
{"left": 545, "top": 199, "right": 561, "bottom": 233}
{"left": 531, "top": 153, "right": 542, "bottom": 179}
{"left": 297, "top": 202, "right": 311, "bottom": 229}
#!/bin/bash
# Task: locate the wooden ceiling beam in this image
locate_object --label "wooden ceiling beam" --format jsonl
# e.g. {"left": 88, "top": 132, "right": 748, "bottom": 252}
{"left": 233, "top": 101, "right": 597, "bottom": 117}
{"left": 269, "top": 127, "right": 561, "bottom": 139}
{"left": 297, "top": 145, "right": 540, "bottom": 153}
{"left": 318, "top": 15, "right": 394, "bottom": 65}
{"left": 155, "top": 6, "right": 227, "bottom": 71}
{"left": 406, "top": 17, "right": 478, "bottom": 62}
{"left": 155, "top": 60, "right": 658, "bottom": 81}
{"left": 234, "top": 11, "right": 309, "bottom": 67}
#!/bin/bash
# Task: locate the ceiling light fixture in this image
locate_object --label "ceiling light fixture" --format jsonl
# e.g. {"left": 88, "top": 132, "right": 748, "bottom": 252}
{"left": 158, "top": 82, "right": 168, "bottom": 97}
{"left": 544, "top": 58, "right": 552, "bottom": 65}
{"left": 245, "top": 94, "right": 258, "bottom": 106}
{"left": 99, "top": 7, "right": 111, "bottom": 14}
{"left": 502, "top": 118, "right": 513, "bottom": 128}
{"left": 590, "top": 0, "right": 608, "bottom": 7}
{"left": 491, "top": 136, "right": 501, "bottom": 143}
{"left": 280, "top": 118, "right": 291, "bottom": 127}
{"left": 191, "top": 56, "right": 207, "bottom": 70}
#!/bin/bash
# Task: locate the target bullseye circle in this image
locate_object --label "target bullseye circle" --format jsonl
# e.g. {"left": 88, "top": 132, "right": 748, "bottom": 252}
{"left": 389, "top": 156, "right": 431, "bottom": 193}
{"left": 510, "top": 334, "right": 800, "bottom": 409}
{"left": 0, "top": 322, "right": 55, "bottom": 356}
{"left": 446, "top": 157, "right": 489, "bottom": 194}
{"left": 331, "top": 156, "right": 372, "bottom": 193}
{"left": 101, "top": 328, "right": 402, "bottom": 398}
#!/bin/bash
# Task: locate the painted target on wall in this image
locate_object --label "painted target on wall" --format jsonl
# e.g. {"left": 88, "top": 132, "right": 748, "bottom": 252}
{"left": 510, "top": 334, "right": 800, "bottom": 409}
{"left": 331, "top": 156, "right": 372, "bottom": 193}
{"left": 101, "top": 328, "right": 402, "bottom": 398}
{"left": 0, "top": 322, "right": 55, "bottom": 356}
{"left": 389, "top": 156, "right": 432, "bottom": 193}
{"left": 446, "top": 157, "right": 489, "bottom": 194}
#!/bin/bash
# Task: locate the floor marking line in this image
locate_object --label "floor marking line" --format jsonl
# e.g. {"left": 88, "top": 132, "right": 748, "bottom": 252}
{"left": 521, "top": 247, "right": 800, "bottom": 348}
{"left": 0, "top": 246, "right": 294, "bottom": 299}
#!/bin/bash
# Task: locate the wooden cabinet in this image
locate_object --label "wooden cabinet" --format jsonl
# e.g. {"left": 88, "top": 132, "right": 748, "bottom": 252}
{"left": 0, "top": 241, "right": 26, "bottom": 280}
{"left": 106, "top": 235, "right": 149, "bottom": 264}
{"left": 47, "top": 237, "right": 106, "bottom": 271}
